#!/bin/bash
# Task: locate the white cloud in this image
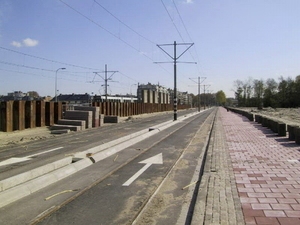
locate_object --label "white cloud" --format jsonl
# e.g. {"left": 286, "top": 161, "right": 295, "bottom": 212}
{"left": 185, "top": 0, "right": 194, "bottom": 4}
{"left": 11, "top": 38, "right": 39, "bottom": 47}
{"left": 11, "top": 41, "right": 22, "bottom": 47}
{"left": 23, "top": 38, "right": 39, "bottom": 47}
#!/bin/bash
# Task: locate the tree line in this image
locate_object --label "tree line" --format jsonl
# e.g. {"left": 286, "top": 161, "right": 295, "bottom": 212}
{"left": 234, "top": 75, "right": 300, "bottom": 108}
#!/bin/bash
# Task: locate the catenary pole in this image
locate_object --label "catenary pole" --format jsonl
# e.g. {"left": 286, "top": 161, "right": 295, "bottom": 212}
{"left": 156, "top": 41, "right": 195, "bottom": 120}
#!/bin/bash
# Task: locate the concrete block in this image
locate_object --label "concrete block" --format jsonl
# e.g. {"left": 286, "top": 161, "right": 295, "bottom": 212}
{"left": 74, "top": 106, "right": 100, "bottom": 127}
{"left": 51, "top": 124, "right": 81, "bottom": 131}
{"left": 262, "top": 117, "right": 268, "bottom": 127}
{"left": 65, "top": 110, "right": 92, "bottom": 128}
{"left": 104, "top": 115, "right": 119, "bottom": 123}
{"left": 287, "top": 125, "right": 297, "bottom": 141}
{"left": 271, "top": 120, "right": 278, "bottom": 133}
{"left": 57, "top": 119, "right": 85, "bottom": 130}
{"left": 294, "top": 127, "right": 300, "bottom": 145}
{"left": 277, "top": 123, "right": 286, "bottom": 137}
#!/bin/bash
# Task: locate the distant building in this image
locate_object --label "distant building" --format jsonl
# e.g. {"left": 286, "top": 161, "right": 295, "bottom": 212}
{"left": 93, "top": 94, "right": 137, "bottom": 103}
{"left": 51, "top": 93, "right": 92, "bottom": 105}
{"left": 137, "top": 83, "right": 170, "bottom": 104}
{"left": 169, "top": 90, "right": 193, "bottom": 106}
{"left": 0, "top": 91, "right": 38, "bottom": 101}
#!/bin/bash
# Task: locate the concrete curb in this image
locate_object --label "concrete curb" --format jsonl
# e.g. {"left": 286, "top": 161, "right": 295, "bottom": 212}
{"left": 0, "top": 157, "right": 73, "bottom": 192}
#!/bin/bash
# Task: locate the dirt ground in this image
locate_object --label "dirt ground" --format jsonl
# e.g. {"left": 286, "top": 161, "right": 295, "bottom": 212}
{"left": 240, "top": 107, "right": 300, "bottom": 126}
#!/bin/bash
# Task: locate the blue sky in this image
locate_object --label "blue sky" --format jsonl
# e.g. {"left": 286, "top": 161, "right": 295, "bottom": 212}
{"left": 0, "top": 0, "right": 299, "bottom": 98}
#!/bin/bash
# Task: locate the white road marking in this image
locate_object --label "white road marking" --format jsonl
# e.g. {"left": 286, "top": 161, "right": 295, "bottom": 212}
{"left": 122, "top": 153, "right": 163, "bottom": 186}
{"left": 0, "top": 147, "right": 63, "bottom": 167}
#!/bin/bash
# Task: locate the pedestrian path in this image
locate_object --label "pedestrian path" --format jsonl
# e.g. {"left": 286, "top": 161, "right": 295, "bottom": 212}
{"left": 220, "top": 107, "right": 300, "bottom": 225}
{"left": 192, "top": 108, "right": 244, "bottom": 225}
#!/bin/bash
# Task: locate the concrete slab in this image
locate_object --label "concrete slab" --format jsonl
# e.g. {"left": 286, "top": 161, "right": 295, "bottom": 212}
{"left": 57, "top": 119, "right": 85, "bottom": 130}
{"left": 104, "top": 115, "right": 119, "bottom": 123}
{"left": 50, "top": 124, "right": 81, "bottom": 131}
{"left": 74, "top": 106, "right": 100, "bottom": 127}
{"left": 51, "top": 129, "right": 71, "bottom": 134}
{"left": 65, "top": 110, "right": 92, "bottom": 129}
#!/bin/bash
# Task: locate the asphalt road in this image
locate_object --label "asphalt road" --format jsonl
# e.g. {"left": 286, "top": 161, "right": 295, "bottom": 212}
{"left": 0, "top": 108, "right": 216, "bottom": 225}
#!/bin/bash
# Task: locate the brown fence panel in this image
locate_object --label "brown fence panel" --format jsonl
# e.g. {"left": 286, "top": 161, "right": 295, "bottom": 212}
{"left": 0, "top": 101, "right": 13, "bottom": 132}
{"left": 13, "top": 101, "right": 25, "bottom": 131}
{"left": 45, "top": 102, "right": 54, "bottom": 126}
{"left": 36, "top": 101, "right": 45, "bottom": 127}
{"left": 25, "top": 101, "right": 36, "bottom": 129}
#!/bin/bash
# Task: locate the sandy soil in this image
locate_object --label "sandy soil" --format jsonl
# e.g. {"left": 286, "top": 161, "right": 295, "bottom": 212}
{"left": 240, "top": 107, "right": 300, "bottom": 126}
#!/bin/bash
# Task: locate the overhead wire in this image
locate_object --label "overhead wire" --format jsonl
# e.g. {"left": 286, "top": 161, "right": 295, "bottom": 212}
{"left": 172, "top": 0, "right": 204, "bottom": 76}
{"left": 0, "top": 68, "right": 84, "bottom": 83}
{"left": 93, "top": 0, "right": 156, "bottom": 45}
{"left": 0, "top": 46, "right": 100, "bottom": 71}
{"left": 160, "top": 0, "right": 185, "bottom": 42}
{"left": 59, "top": 0, "right": 172, "bottom": 77}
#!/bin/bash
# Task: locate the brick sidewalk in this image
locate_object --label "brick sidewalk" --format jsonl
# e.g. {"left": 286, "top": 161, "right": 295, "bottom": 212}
{"left": 221, "top": 107, "right": 300, "bottom": 225}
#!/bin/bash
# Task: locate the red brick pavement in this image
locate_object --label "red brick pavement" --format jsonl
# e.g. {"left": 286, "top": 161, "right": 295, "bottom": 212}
{"left": 220, "top": 107, "right": 300, "bottom": 225}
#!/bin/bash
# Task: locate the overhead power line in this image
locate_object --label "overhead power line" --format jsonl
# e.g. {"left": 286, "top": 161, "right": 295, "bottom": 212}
{"left": 93, "top": 0, "right": 156, "bottom": 45}
{"left": 0, "top": 46, "right": 100, "bottom": 71}
{"left": 59, "top": 0, "right": 172, "bottom": 76}
{"left": 160, "top": 0, "right": 185, "bottom": 42}
{"left": 0, "top": 68, "right": 83, "bottom": 83}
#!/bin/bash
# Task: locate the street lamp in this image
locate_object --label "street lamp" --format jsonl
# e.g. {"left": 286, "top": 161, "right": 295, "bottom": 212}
{"left": 55, "top": 68, "right": 66, "bottom": 102}
{"left": 130, "top": 84, "right": 137, "bottom": 95}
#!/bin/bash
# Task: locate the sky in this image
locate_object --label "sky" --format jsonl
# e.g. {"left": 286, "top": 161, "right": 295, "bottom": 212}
{"left": 0, "top": 0, "right": 299, "bottom": 98}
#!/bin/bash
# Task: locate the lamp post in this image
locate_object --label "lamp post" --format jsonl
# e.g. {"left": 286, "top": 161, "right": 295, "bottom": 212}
{"left": 55, "top": 68, "right": 66, "bottom": 102}
{"left": 130, "top": 84, "right": 137, "bottom": 95}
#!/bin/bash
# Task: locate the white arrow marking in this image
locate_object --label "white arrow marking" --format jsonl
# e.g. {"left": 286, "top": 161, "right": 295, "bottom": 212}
{"left": 122, "top": 153, "right": 163, "bottom": 186}
{"left": 0, "top": 147, "right": 63, "bottom": 167}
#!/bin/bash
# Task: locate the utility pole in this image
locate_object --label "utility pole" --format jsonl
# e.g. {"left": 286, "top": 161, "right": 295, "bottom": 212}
{"left": 93, "top": 64, "right": 118, "bottom": 102}
{"left": 189, "top": 77, "right": 206, "bottom": 112}
{"left": 201, "top": 84, "right": 210, "bottom": 109}
{"left": 156, "top": 41, "right": 195, "bottom": 120}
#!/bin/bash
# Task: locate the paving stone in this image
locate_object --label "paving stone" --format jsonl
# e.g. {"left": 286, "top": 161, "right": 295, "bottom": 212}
{"left": 217, "top": 107, "right": 300, "bottom": 224}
